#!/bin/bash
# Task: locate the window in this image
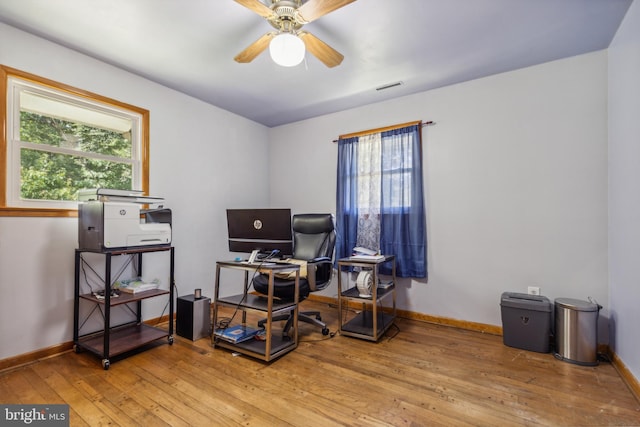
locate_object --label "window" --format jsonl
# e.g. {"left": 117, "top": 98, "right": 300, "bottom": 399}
{"left": 1, "top": 66, "right": 149, "bottom": 217}
{"left": 336, "top": 121, "right": 427, "bottom": 278}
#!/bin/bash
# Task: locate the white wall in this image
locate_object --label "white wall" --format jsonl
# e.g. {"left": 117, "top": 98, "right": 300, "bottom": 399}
{"left": 0, "top": 23, "right": 270, "bottom": 360}
{"left": 270, "top": 51, "right": 609, "bottom": 336}
{"left": 608, "top": 0, "right": 640, "bottom": 382}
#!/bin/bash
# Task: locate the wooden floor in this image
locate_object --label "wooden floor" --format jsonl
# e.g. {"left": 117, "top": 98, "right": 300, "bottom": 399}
{"left": 1, "top": 300, "right": 639, "bottom": 426}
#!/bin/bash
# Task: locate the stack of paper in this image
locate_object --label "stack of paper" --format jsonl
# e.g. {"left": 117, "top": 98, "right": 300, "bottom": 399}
{"left": 351, "top": 247, "right": 385, "bottom": 260}
{"left": 118, "top": 279, "right": 159, "bottom": 294}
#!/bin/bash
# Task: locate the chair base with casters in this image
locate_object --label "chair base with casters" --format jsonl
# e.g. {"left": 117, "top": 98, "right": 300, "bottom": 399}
{"left": 257, "top": 308, "right": 330, "bottom": 338}
{"left": 253, "top": 213, "right": 336, "bottom": 339}
{"left": 254, "top": 262, "right": 332, "bottom": 338}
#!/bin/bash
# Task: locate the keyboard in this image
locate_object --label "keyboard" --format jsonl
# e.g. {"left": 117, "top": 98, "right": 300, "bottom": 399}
{"left": 240, "top": 261, "right": 275, "bottom": 266}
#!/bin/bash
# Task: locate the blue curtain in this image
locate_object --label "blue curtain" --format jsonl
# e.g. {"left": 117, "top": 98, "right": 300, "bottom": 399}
{"left": 335, "top": 125, "right": 427, "bottom": 278}
{"left": 335, "top": 136, "right": 359, "bottom": 263}
{"left": 379, "top": 125, "right": 427, "bottom": 277}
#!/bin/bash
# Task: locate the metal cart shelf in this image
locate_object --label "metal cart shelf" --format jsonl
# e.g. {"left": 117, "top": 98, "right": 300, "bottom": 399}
{"left": 212, "top": 261, "right": 300, "bottom": 361}
{"left": 73, "top": 246, "right": 174, "bottom": 369}
{"left": 337, "top": 255, "right": 397, "bottom": 341}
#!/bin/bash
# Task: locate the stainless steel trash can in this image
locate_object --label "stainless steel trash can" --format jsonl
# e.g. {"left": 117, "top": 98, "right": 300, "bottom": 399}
{"left": 554, "top": 298, "right": 600, "bottom": 366}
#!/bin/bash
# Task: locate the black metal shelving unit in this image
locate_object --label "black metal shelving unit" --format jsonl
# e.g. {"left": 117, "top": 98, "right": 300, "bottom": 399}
{"left": 73, "top": 245, "right": 174, "bottom": 369}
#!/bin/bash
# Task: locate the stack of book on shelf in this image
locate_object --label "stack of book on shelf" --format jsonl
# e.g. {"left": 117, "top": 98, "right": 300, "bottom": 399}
{"left": 350, "top": 247, "right": 385, "bottom": 261}
{"left": 117, "top": 278, "right": 160, "bottom": 294}
{"left": 214, "top": 325, "right": 261, "bottom": 344}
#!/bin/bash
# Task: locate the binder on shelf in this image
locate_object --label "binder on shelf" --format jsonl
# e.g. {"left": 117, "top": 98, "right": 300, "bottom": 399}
{"left": 214, "top": 325, "right": 261, "bottom": 343}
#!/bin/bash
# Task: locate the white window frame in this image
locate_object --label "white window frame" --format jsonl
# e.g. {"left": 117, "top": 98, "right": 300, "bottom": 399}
{"left": 1, "top": 66, "right": 149, "bottom": 216}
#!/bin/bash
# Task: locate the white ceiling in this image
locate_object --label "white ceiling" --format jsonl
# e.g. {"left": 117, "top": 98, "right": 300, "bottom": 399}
{"left": 0, "top": 0, "right": 633, "bottom": 127}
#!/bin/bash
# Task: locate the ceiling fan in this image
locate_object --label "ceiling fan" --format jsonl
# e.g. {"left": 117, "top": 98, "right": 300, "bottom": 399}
{"left": 233, "top": 0, "right": 356, "bottom": 68}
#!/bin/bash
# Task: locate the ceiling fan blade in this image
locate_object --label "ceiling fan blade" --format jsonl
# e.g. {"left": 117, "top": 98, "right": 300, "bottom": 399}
{"left": 234, "top": 32, "right": 276, "bottom": 63}
{"left": 299, "top": 31, "right": 344, "bottom": 68}
{"left": 234, "top": 0, "right": 275, "bottom": 19}
{"left": 296, "top": 0, "right": 356, "bottom": 23}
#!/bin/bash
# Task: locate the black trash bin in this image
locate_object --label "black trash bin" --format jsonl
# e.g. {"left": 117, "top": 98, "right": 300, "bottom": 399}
{"left": 500, "top": 292, "right": 552, "bottom": 353}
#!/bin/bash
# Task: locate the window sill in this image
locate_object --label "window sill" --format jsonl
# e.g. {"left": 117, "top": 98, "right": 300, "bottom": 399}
{"left": 0, "top": 207, "right": 78, "bottom": 217}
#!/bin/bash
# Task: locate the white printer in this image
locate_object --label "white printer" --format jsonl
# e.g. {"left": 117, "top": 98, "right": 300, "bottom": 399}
{"left": 78, "top": 189, "right": 171, "bottom": 251}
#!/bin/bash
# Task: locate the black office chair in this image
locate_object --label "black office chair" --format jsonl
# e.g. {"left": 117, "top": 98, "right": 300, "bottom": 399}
{"left": 254, "top": 213, "right": 335, "bottom": 337}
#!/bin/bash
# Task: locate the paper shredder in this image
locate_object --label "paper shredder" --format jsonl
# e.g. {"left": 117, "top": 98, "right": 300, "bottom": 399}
{"left": 500, "top": 292, "right": 552, "bottom": 353}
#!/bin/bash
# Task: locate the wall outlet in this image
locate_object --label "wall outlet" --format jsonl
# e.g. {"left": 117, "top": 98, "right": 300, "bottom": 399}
{"left": 528, "top": 286, "right": 540, "bottom": 296}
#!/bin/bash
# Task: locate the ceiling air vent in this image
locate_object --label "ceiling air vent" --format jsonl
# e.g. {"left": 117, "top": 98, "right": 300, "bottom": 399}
{"left": 376, "top": 81, "right": 403, "bottom": 91}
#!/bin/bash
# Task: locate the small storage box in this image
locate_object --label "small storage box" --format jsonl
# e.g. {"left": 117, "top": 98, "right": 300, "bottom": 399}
{"left": 177, "top": 294, "right": 211, "bottom": 341}
{"left": 500, "top": 292, "right": 552, "bottom": 353}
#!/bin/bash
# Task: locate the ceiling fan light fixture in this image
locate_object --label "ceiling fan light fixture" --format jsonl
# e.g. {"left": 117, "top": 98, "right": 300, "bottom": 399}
{"left": 269, "top": 33, "right": 305, "bottom": 67}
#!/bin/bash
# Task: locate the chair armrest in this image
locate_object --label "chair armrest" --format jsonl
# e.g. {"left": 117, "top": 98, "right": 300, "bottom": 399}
{"left": 306, "top": 257, "right": 333, "bottom": 292}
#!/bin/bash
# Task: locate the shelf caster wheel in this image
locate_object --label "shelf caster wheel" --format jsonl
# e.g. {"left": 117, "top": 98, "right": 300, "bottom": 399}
{"left": 322, "top": 327, "right": 330, "bottom": 336}
{"left": 73, "top": 344, "right": 81, "bottom": 353}
{"left": 102, "top": 359, "right": 110, "bottom": 370}
{"left": 168, "top": 335, "right": 174, "bottom": 345}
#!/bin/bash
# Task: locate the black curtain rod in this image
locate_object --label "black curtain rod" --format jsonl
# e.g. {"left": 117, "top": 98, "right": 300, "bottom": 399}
{"left": 332, "top": 120, "right": 435, "bottom": 143}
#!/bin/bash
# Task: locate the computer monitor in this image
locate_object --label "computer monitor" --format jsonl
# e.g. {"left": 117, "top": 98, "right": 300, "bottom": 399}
{"left": 226, "top": 208, "right": 293, "bottom": 257}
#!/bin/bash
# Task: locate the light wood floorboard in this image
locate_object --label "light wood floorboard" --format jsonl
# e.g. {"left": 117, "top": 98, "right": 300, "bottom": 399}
{"left": 1, "top": 300, "right": 639, "bottom": 426}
